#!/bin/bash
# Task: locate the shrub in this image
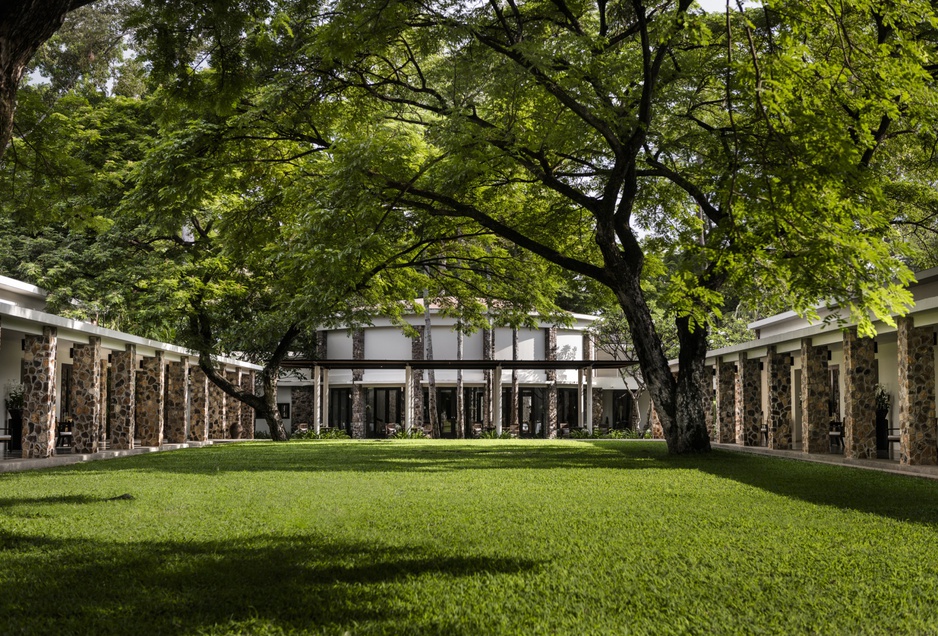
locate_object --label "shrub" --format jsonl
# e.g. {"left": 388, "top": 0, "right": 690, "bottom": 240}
{"left": 392, "top": 429, "right": 427, "bottom": 439}
{"left": 479, "top": 429, "right": 513, "bottom": 439}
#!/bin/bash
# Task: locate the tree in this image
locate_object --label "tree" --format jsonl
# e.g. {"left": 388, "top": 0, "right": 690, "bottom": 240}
{"left": 0, "top": 0, "right": 98, "bottom": 159}
{"left": 308, "top": 0, "right": 934, "bottom": 452}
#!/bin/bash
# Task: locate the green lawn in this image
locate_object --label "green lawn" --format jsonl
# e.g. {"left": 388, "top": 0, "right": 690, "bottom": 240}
{"left": 2, "top": 440, "right": 938, "bottom": 635}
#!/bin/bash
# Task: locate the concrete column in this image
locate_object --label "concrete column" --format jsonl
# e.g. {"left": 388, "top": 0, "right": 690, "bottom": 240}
{"left": 189, "top": 366, "right": 209, "bottom": 441}
{"left": 226, "top": 369, "right": 242, "bottom": 439}
{"left": 71, "top": 337, "right": 101, "bottom": 454}
{"left": 717, "top": 358, "right": 736, "bottom": 444}
{"left": 136, "top": 351, "right": 165, "bottom": 447}
{"left": 510, "top": 329, "right": 519, "bottom": 435}
{"left": 843, "top": 328, "right": 877, "bottom": 460}
{"left": 110, "top": 345, "right": 136, "bottom": 450}
{"left": 208, "top": 373, "right": 227, "bottom": 439}
{"left": 545, "top": 327, "right": 558, "bottom": 439}
{"left": 483, "top": 327, "right": 493, "bottom": 429}
{"left": 404, "top": 365, "right": 412, "bottom": 432}
{"left": 494, "top": 365, "right": 503, "bottom": 435}
{"left": 801, "top": 338, "right": 830, "bottom": 454}
{"left": 351, "top": 328, "right": 365, "bottom": 439}
{"left": 765, "top": 346, "right": 793, "bottom": 450}
{"left": 897, "top": 316, "right": 938, "bottom": 465}
{"left": 165, "top": 357, "right": 190, "bottom": 444}
{"left": 22, "top": 327, "right": 57, "bottom": 458}
{"left": 736, "top": 352, "right": 762, "bottom": 446}
{"left": 312, "top": 366, "right": 321, "bottom": 434}
{"left": 240, "top": 370, "right": 255, "bottom": 439}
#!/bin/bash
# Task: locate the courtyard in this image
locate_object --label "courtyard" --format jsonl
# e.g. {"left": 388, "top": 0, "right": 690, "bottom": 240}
{"left": 2, "top": 440, "right": 937, "bottom": 634}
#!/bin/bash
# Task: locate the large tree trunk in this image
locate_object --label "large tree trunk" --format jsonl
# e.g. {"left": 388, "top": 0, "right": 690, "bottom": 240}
{"left": 611, "top": 272, "right": 710, "bottom": 453}
{"left": 0, "top": 0, "right": 93, "bottom": 158}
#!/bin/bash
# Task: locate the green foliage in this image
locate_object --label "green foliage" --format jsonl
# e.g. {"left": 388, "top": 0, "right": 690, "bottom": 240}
{"left": 479, "top": 429, "right": 513, "bottom": 439}
{"left": 293, "top": 428, "right": 351, "bottom": 440}
{"left": 876, "top": 385, "right": 892, "bottom": 414}
{"left": 2, "top": 442, "right": 938, "bottom": 633}
{"left": 392, "top": 428, "right": 428, "bottom": 439}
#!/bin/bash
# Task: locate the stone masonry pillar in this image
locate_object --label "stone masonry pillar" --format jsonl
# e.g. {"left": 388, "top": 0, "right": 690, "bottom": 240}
{"left": 801, "top": 338, "right": 830, "bottom": 454}
{"left": 71, "top": 337, "right": 102, "bottom": 454}
{"left": 240, "top": 370, "right": 256, "bottom": 439}
{"left": 765, "top": 346, "right": 793, "bottom": 450}
{"left": 897, "top": 316, "right": 938, "bottom": 466}
{"left": 165, "top": 357, "right": 190, "bottom": 443}
{"left": 843, "top": 328, "right": 877, "bottom": 460}
{"left": 351, "top": 328, "right": 365, "bottom": 439}
{"left": 98, "top": 359, "right": 108, "bottom": 447}
{"left": 110, "top": 345, "right": 136, "bottom": 450}
{"left": 704, "top": 366, "right": 715, "bottom": 442}
{"left": 545, "top": 327, "right": 558, "bottom": 439}
{"left": 716, "top": 358, "right": 736, "bottom": 444}
{"left": 411, "top": 326, "right": 425, "bottom": 431}
{"left": 226, "top": 369, "right": 242, "bottom": 439}
{"left": 208, "top": 374, "right": 227, "bottom": 439}
{"left": 136, "top": 351, "right": 165, "bottom": 447}
{"left": 22, "top": 327, "right": 57, "bottom": 459}
{"left": 736, "top": 353, "right": 762, "bottom": 446}
{"left": 189, "top": 366, "right": 209, "bottom": 441}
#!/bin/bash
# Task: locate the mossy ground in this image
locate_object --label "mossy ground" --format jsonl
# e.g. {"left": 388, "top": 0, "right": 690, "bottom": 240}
{"left": 2, "top": 440, "right": 937, "bottom": 635}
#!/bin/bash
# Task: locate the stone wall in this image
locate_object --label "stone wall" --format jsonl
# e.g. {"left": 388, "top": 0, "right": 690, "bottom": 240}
{"left": 110, "top": 345, "right": 136, "bottom": 450}
{"left": 22, "top": 327, "right": 57, "bottom": 459}
{"left": 843, "top": 328, "right": 877, "bottom": 460}
{"left": 736, "top": 353, "right": 762, "bottom": 446}
{"left": 897, "top": 317, "right": 938, "bottom": 466}
{"left": 545, "top": 327, "right": 558, "bottom": 439}
{"left": 801, "top": 339, "right": 830, "bottom": 454}
{"left": 71, "top": 337, "right": 101, "bottom": 453}
{"left": 717, "top": 359, "right": 736, "bottom": 444}
{"left": 292, "top": 386, "right": 315, "bottom": 428}
{"left": 703, "top": 369, "right": 715, "bottom": 442}
{"left": 240, "top": 370, "right": 256, "bottom": 439}
{"left": 189, "top": 366, "right": 209, "bottom": 441}
{"left": 765, "top": 347, "right": 792, "bottom": 450}
{"left": 165, "top": 358, "right": 190, "bottom": 444}
{"left": 136, "top": 351, "right": 165, "bottom": 447}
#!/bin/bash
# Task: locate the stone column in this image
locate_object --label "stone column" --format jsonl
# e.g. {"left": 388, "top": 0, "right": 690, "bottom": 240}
{"left": 189, "top": 366, "right": 209, "bottom": 441}
{"left": 801, "top": 338, "right": 830, "bottom": 454}
{"left": 404, "top": 365, "right": 413, "bottom": 432}
{"left": 165, "top": 357, "right": 190, "bottom": 443}
{"left": 226, "top": 369, "right": 242, "bottom": 439}
{"left": 136, "top": 351, "right": 165, "bottom": 447}
{"left": 351, "top": 328, "right": 365, "bottom": 439}
{"left": 208, "top": 374, "right": 227, "bottom": 439}
{"left": 312, "top": 365, "right": 322, "bottom": 435}
{"left": 897, "top": 317, "right": 938, "bottom": 466}
{"left": 545, "top": 327, "right": 558, "bottom": 439}
{"left": 584, "top": 333, "right": 593, "bottom": 433}
{"left": 240, "top": 370, "right": 256, "bottom": 439}
{"left": 322, "top": 368, "right": 330, "bottom": 428}
{"left": 843, "top": 328, "right": 877, "bottom": 460}
{"left": 410, "top": 325, "right": 425, "bottom": 431}
{"left": 765, "top": 347, "right": 793, "bottom": 450}
{"left": 292, "top": 387, "right": 315, "bottom": 428}
{"left": 703, "top": 367, "right": 715, "bottom": 442}
{"left": 110, "top": 345, "right": 136, "bottom": 450}
{"left": 716, "top": 358, "right": 736, "bottom": 444}
{"left": 493, "top": 365, "right": 503, "bottom": 435}
{"left": 736, "top": 352, "right": 762, "bottom": 446}
{"left": 71, "top": 337, "right": 102, "bottom": 454}
{"left": 577, "top": 368, "right": 584, "bottom": 429}
{"left": 98, "top": 358, "right": 108, "bottom": 447}
{"left": 483, "top": 327, "right": 493, "bottom": 429}
{"left": 511, "top": 329, "right": 519, "bottom": 435}
{"left": 22, "top": 327, "right": 57, "bottom": 459}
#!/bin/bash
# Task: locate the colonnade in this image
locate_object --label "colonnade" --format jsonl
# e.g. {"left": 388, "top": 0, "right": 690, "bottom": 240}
{"left": 710, "top": 320, "right": 938, "bottom": 466}
{"left": 12, "top": 323, "right": 256, "bottom": 459}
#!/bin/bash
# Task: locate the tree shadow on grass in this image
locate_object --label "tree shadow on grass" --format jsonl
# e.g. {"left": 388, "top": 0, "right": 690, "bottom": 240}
{"left": 0, "top": 530, "right": 538, "bottom": 635}
{"left": 59, "top": 440, "right": 673, "bottom": 477}
{"left": 591, "top": 441, "right": 938, "bottom": 527}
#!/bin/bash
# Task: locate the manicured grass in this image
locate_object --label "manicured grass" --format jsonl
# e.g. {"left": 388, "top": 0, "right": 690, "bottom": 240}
{"left": 2, "top": 440, "right": 938, "bottom": 635}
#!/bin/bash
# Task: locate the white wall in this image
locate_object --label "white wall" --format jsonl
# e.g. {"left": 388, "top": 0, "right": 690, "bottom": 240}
{"left": 364, "top": 327, "right": 411, "bottom": 360}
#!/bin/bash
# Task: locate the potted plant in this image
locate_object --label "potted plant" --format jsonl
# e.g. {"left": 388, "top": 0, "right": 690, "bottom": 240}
{"left": 875, "top": 385, "right": 891, "bottom": 458}
{"left": 4, "top": 381, "right": 25, "bottom": 453}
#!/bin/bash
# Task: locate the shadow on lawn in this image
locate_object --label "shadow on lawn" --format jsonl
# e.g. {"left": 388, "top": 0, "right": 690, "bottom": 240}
{"left": 0, "top": 530, "right": 537, "bottom": 635}
{"left": 591, "top": 442, "right": 938, "bottom": 527}
{"left": 63, "top": 440, "right": 672, "bottom": 477}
